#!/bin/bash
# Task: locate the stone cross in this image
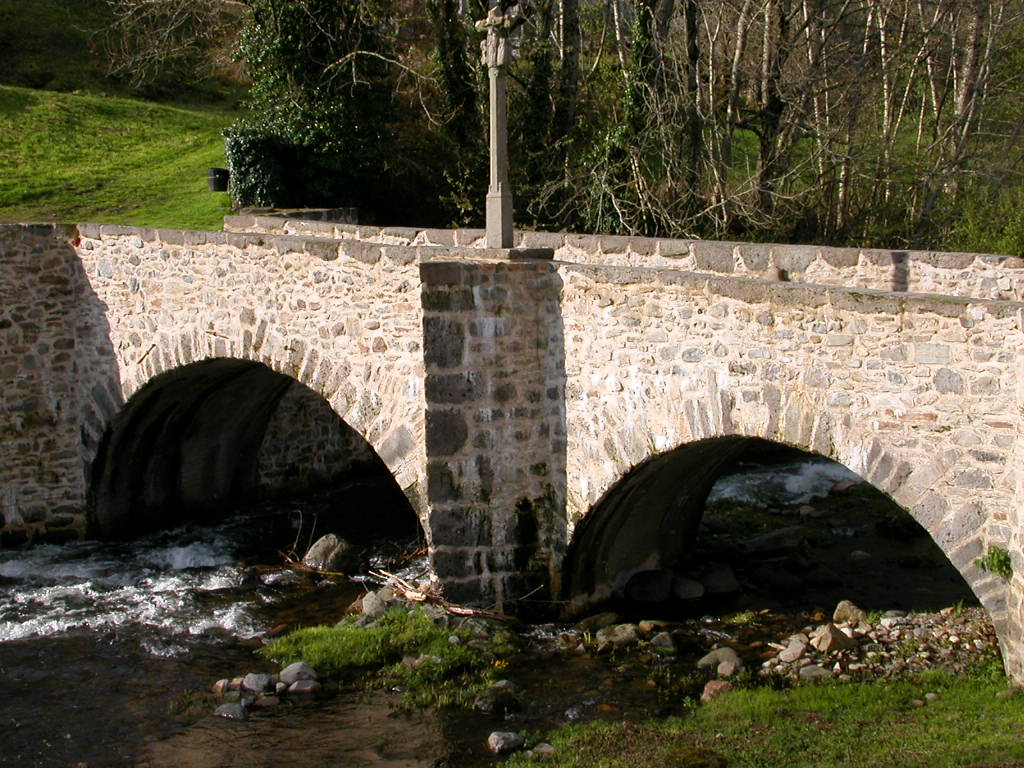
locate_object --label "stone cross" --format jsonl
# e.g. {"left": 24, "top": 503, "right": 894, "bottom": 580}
{"left": 476, "top": 7, "right": 521, "bottom": 249}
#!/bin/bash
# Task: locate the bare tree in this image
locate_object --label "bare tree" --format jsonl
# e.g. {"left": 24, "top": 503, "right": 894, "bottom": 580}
{"left": 101, "top": 0, "right": 245, "bottom": 87}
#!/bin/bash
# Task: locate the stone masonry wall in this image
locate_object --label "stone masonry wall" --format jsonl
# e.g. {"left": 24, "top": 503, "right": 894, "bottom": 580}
{"left": 226, "top": 215, "right": 1024, "bottom": 301}
{"left": 0, "top": 223, "right": 433, "bottom": 544}
{"left": 70, "top": 223, "right": 429, "bottom": 505}
{"left": 0, "top": 225, "right": 121, "bottom": 545}
{"left": 420, "top": 255, "right": 567, "bottom": 608}
{"left": 555, "top": 263, "right": 1024, "bottom": 674}
{"left": 255, "top": 379, "right": 383, "bottom": 492}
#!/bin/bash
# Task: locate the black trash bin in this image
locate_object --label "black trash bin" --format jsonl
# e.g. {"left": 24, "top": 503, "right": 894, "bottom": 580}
{"left": 207, "top": 167, "right": 230, "bottom": 192}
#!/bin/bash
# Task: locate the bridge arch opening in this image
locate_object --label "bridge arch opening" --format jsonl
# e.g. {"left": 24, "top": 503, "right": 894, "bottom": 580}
{"left": 562, "top": 436, "right": 977, "bottom": 620}
{"left": 88, "top": 358, "right": 421, "bottom": 553}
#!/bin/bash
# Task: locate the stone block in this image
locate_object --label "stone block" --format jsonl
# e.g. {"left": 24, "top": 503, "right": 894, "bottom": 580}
{"left": 426, "top": 372, "right": 483, "bottom": 404}
{"left": 816, "top": 245, "right": 859, "bottom": 268}
{"left": 934, "top": 368, "right": 964, "bottom": 393}
{"left": 423, "top": 317, "right": 465, "bottom": 368}
{"left": 771, "top": 245, "right": 817, "bottom": 272}
{"left": 693, "top": 242, "right": 736, "bottom": 273}
{"left": 914, "top": 343, "right": 951, "bottom": 364}
{"left": 425, "top": 408, "right": 468, "bottom": 456}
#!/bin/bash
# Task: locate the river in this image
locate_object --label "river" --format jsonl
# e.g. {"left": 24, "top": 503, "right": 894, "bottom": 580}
{"left": 0, "top": 458, "right": 983, "bottom": 767}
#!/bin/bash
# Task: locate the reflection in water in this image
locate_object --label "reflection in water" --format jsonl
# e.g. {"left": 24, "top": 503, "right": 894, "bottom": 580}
{"left": 140, "top": 691, "right": 445, "bottom": 768}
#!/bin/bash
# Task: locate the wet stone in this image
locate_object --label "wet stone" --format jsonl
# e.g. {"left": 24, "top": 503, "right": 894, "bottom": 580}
{"left": 280, "top": 661, "right": 317, "bottom": 685}
{"left": 241, "top": 673, "right": 276, "bottom": 693}
{"left": 288, "top": 679, "right": 321, "bottom": 695}
{"left": 214, "top": 702, "right": 249, "bottom": 721}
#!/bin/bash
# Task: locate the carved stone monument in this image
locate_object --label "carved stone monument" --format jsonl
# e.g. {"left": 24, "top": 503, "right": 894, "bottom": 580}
{"left": 476, "top": 7, "right": 521, "bottom": 249}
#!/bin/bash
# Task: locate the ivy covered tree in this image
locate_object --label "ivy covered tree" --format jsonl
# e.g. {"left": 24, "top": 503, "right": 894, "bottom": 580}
{"left": 225, "top": 0, "right": 396, "bottom": 211}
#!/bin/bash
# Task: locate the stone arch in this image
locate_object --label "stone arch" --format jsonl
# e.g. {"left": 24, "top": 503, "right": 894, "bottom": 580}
{"left": 561, "top": 421, "right": 996, "bottom": 629}
{"left": 87, "top": 357, "right": 421, "bottom": 541}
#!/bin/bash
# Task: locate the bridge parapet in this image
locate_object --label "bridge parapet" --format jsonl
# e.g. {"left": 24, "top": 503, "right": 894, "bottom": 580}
{"left": 553, "top": 259, "right": 1024, "bottom": 677}
{"left": 226, "top": 214, "right": 1024, "bottom": 302}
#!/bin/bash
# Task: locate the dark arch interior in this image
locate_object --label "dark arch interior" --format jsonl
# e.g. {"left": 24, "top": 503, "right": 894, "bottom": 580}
{"left": 562, "top": 436, "right": 976, "bottom": 619}
{"left": 88, "top": 358, "right": 419, "bottom": 546}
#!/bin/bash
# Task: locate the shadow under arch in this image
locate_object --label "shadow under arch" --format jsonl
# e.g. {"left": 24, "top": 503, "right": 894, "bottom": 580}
{"left": 88, "top": 357, "right": 419, "bottom": 542}
{"left": 561, "top": 435, "right": 977, "bottom": 619}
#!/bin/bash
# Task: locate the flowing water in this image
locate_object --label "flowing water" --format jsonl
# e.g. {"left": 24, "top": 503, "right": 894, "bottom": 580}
{"left": 0, "top": 489, "right": 437, "bottom": 768}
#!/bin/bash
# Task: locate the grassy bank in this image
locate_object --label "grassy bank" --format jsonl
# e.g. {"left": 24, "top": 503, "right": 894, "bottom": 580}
{"left": 0, "top": 85, "right": 234, "bottom": 230}
{"left": 510, "top": 660, "right": 1024, "bottom": 768}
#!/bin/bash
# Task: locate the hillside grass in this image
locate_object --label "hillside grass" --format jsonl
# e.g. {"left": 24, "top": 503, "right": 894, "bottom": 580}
{"left": 0, "top": 85, "right": 235, "bottom": 230}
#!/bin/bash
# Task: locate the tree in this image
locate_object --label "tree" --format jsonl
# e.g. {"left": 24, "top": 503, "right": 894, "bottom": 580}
{"left": 226, "top": 0, "right": 398, "bottom": 211}
{"left": 101, "top": 0, "right": 244, "bottom": 91}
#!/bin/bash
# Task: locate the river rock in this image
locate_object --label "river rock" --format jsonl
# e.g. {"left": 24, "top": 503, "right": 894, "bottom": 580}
{"left": 288, "top": 679, "right": 321, "bottom": 694}
{"left": 302, "top": 533, "right": 358, "bottom": 573}
{"left": 833, "top": 600, "right": 868, "bottom": 625}
{"left": 650, "top": 631, "right": 676, "bottom": 651}
{"left": 530, "top": 743, "right": 556, "bottom": 759}
{"left": 361, "top": 590, "right": 388, "bottom": 618}
{"left": 778, "top": 638, "right": 807, "bottom": 663}
{"left": 487, "top": 731, "right": 524, "bottom": 755}
{"left": 624, "top": 569, "right": 674, "bottom": 603}
{"left": 810, "top": 623, "right": 858, "bottom": 653}
{"left": 241, "top": 673, "right": 276, "bottom": 693}
{"left": 672, "top": 574, "right": 705, "bottom": 601}
{"left": 280, "top": 661, "right": 317, "bottom": 685}
{"left": 474, "top": 680, "right": 522, "bottom": 715}
{"left": 798, "top": 664, "right": 831, "bottom": 680}
{"left": 701, "top": 680, "right": 733, "bottom": 703}
{"left": 575, "top": 611, "right": 621, "bottom": 633}
{"left": 701, "top": 563, "right": 740, "bottom": 595}
{"left": 596, "top": 623, "right": 639, "bottom": 651}
{"left": 697, "top": 646, "right": 744, "bottom": 677}
{"left": 214, "top": 702, "right": 249, "bottom": 721}
{"left": 211, "top": 678, "right": 230, "bottom": 696}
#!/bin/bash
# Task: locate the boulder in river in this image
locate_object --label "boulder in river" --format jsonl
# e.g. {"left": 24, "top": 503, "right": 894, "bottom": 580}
{"left": 241, "top": 672, "right": 276, "bottom": 693}
{"left": 596, "top": 623, "right": 639, "bottom": 651}
{"left": 214, "top": 702, "right": 249, "bottom": 721}
{"left": 672, "top": 574, "right": 705, "bottom": 601}
{"left": 575, "top": 611, "right": 621, "bottom": 633}
{"left": 624, "top": 569, "right": 674, "bottom": 603}
{"left": 700, "top": 563, "right": 740, "bottom": 595}
{"left": 697, "top": 646, "right": 744, "bottom": 677}
{"left": 302, "top": 534, "right": 358, "bottom": 573}
{"left": 280, "top": 661, "right": 317, "bottom": 685}
{"left": 487, "top": 731, "right": 524, "bottom": 755}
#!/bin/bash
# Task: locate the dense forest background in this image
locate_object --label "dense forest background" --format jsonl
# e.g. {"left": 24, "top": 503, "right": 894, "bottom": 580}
{"left": 3, "top": 0, "right": 1023, "bottom": 254}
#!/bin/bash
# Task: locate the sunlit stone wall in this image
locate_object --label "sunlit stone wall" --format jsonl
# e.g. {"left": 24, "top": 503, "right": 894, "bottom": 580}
{"left": 554, "top": 261, "right": 1024, "bottom": 679}
{"left": 228, "top": 215, "right": 1024, "bottom": 301}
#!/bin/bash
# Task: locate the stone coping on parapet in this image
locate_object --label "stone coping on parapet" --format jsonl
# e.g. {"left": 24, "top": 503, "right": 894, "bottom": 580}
{"left": 26, "top": 222, "right": 552, "bottom": 267}
{"left": 223, "top": 213, "right": 1022, "bottom": 270}
{"left": 557, "top": 260, "right": 1024, "bottom": 320}
{"left": 9, "top": 221, "right": 1021, "bottom": 316}
{"left": 223, "top": 214, "right": 1024, "bottom": 302}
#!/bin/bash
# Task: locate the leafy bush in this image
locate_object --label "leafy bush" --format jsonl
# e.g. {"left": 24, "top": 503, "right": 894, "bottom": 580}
{"left": 226, "top": 0, "right": 395, "bottom": 211}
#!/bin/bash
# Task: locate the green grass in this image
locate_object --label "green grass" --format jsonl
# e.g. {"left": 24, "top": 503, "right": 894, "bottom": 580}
{"left": 0, "top": 85, "right": 235, "bottom": 230}
{"left": 259, "top": 606, "right": 506, "bottom": 709}
{"left": 510, "top": 661, "right": 1024, "bottom": 768}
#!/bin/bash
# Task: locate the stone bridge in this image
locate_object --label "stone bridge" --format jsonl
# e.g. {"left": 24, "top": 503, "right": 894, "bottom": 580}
{"left": 3, "top": 216, "right": 1024, "bottom": 679}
